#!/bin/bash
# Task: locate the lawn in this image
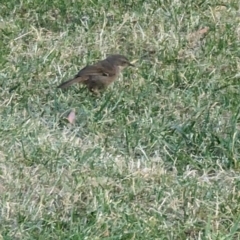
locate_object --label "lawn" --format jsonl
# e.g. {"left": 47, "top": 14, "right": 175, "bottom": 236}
{"left": 1, "top": 0, "right": 240, "bottom": 239}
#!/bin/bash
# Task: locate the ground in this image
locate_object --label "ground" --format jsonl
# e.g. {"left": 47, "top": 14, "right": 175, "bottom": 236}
{"left": 1, "top": 0, "right": 240, "bottom": 239}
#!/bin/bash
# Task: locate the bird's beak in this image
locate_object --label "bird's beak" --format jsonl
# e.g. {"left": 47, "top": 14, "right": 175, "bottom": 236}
{"left": 128, "top": 59, "right": 138, "bottom": 67}
{"left": 128, "top": 62, "right": 135, "bottom": 67}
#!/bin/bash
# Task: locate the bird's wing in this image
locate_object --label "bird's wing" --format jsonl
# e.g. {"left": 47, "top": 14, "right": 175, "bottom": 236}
{"left": 75, "top": 60, "right": 117, "bottom": 78}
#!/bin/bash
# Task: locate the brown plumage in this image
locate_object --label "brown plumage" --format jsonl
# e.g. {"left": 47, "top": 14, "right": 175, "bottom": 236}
{"left": 57, "top": 54, "right": 134, "bottom": 94}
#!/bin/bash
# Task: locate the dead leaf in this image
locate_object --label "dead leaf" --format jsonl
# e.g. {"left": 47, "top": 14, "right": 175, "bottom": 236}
{"left": 101, "top": 229, "right": 110, "bottom": 237}
{"left": 215, "top": 5, "right": 227, "bottom": 11}
{"left": 67, "top": 110, "right": 76, "bottom": 124}
{"left": 187, "top": 27, "right": 209, "bottom": 48}
{"left": 187, "top": 27, "right": 209, "bottom": 44}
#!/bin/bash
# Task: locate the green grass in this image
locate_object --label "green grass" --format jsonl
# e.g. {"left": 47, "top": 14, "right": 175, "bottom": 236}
{"left": 1, "top": 0, "right": 240, "bottom": 239}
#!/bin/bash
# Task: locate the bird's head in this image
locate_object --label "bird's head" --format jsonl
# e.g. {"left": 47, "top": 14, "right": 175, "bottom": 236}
{"left": 107, "top": 54, "right": 135, "bottom": 69}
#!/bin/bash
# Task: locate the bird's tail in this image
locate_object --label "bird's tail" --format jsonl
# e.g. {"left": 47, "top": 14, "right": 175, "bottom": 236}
{"left": 57, "top": 77, "right": 86, "bottom": 89}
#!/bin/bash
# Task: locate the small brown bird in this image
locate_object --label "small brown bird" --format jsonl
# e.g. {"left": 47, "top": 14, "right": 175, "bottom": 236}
{"left": 57, "top": 54, "right": 134, "bottom": 94}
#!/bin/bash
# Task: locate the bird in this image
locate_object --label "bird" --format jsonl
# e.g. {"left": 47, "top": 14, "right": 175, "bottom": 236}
{"left": 57, "top": 54, "right": 134, "bottom": 94}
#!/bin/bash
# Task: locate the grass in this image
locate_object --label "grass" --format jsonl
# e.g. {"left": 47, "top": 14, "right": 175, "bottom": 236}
{"left": 1, "top": 0, "right": 240, "bottom": 239}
